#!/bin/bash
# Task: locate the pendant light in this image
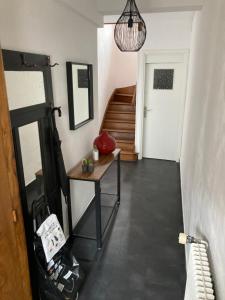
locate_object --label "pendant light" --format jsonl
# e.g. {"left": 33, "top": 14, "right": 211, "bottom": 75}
{"left": 114, "top": 0, "right": 147, "bottom": 52}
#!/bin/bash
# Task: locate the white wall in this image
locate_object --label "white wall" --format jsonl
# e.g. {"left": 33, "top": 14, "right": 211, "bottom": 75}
{"left": 142, "top": 12, "right": 194, "bottom": 50}
{"left": 104, "top": 11, "right": 194, "bottom": 50}
{"left": 58, "top": 0, "right": 102, "bottom": 26}
{"left": 0, "top": 0, "right": 102, "bottom": 236}
{"left": 98, "top": 24, "right": 137, "bottom": 125}
{"left": 181, "top": 0, "right": 225, "bottom": 298}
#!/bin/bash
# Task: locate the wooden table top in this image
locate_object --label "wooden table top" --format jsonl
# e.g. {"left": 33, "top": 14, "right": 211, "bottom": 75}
{"left": 67, "top": 148, "right": 121, "bottom": 182}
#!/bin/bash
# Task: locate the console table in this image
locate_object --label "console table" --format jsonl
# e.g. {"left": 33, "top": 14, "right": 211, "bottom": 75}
{"left": 67, "top": 149, "right": 121, "bottom": 250}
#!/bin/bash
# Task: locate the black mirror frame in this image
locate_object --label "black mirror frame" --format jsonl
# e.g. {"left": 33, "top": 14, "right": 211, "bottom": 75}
{"left": 66, "top": 62, "right": 94, "bottom": 130}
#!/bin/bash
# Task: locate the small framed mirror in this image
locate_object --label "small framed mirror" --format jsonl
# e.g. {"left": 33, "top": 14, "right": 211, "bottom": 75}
{"left": 66, "top": 62, "right": 94, "bottom": 130}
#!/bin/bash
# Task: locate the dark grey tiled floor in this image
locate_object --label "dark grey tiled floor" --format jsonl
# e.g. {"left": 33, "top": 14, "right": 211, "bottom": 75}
{"left": 79, "top": 159, "right": 186, "bottom": 300}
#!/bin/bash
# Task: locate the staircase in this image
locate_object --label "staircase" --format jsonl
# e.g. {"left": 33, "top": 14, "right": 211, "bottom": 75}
{"left": 100, "top": 85, "right": 138, "bottom": 161}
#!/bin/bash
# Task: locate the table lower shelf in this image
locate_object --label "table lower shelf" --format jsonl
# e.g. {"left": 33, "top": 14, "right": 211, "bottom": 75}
{"left": 73, "top": 193, "right": 119, "bottom": 240}
{"left": 70, "top": 193, "right": 119, "bottom": 260}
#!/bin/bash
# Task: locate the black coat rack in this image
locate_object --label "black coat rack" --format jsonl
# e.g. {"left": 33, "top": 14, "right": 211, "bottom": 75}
{"left": 20, "top": 53, "right": 59, "bottom": 68}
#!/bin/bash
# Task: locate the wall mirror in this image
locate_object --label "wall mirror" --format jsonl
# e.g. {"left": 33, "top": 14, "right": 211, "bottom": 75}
{"left": 19, "top": 122, "right": 42, "bottom": 186}
{"left": 19, "top": 122, "right": 44, "bottom": 211}
{"left": 66, "top": 62, "right": 94, "bottom": 130}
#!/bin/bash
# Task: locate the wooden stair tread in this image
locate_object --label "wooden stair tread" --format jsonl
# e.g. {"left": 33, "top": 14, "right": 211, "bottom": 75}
{"left": 104, "top": 119, "right": 135, "bottom": 124}
{"left": 120, "top": 151, "right": 138, "bottom": 161}
{"left": 108, "top": 105, "right": 135, "bottom": 112}
{"left": 103, "top": 128, "right": 134, "bottom": 133}
{"left": 121, "top": 150, "right": 136, "bottom": 154}
{"left": 106, "top": 110, "right": 135, "bottom": 116}
{"left": 110, "top": 101, "right": 134, "bottom": 105}
{"left": 107, "top": 110, "right": 135, "bottom": 114}
{"left": 116, "top": 139, "right": 134, "bottom": 143}
{"left": 115, "top": 93, "right": 133, "bottom": 97}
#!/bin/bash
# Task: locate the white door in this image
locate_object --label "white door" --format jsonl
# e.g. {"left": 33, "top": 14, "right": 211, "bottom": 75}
{"left": 143, "top": 62, "right": 184, "bottom": 161}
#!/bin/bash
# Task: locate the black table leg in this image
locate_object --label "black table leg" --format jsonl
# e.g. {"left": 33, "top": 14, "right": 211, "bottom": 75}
{"left": 117, "top": 152, "right": 121, "bottom": 205}
{"left": 95, "top": 180, "right": 102, "bottom": 249}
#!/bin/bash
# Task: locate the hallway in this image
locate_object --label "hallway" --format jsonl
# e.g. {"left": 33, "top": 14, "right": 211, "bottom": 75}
{"left": 79, "top": 159, "right": 186, "bottom": 300}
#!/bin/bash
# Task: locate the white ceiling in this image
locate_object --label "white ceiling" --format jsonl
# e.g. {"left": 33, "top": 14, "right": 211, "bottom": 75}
{"left": 55, "top": 0, "right": 204, "bottom": 28}
{"left": 55, "top": 0, "right": 103, "bottom": 26}
{"left": 97, "top": 0, "right": 204, "bottom": 15}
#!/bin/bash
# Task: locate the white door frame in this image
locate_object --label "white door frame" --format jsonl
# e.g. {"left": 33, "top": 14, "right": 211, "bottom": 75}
{"left": 135, "top": 49, "right": 189, "bottom": 162}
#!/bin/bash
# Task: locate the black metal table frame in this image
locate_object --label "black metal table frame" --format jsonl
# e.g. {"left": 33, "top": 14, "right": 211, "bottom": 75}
{"left": 68, "top": 152, "right": 121, "bottom": 250}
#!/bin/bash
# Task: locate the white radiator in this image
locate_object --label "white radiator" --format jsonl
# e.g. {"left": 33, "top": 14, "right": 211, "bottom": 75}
{"left": 185, "top": 244, "right": 215, "bottom": 300}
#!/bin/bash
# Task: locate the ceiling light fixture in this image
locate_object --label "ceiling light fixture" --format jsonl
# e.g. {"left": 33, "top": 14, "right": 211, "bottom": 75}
{"left": 114, "top": 0, "right": 147, "bottom": 52}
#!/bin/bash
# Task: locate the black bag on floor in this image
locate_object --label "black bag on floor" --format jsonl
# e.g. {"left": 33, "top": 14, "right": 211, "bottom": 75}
{"left": 32, "top": 196, "right": 84, "bottom": 300}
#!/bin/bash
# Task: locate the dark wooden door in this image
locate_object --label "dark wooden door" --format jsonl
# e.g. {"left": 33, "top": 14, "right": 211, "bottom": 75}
{"left": 0, "top": 49, "right": 32, "bottom": 299}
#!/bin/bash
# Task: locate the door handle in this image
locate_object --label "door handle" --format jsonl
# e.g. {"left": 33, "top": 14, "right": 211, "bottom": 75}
{"left": 144, "top": 106, "right": 152, "bottom": 118}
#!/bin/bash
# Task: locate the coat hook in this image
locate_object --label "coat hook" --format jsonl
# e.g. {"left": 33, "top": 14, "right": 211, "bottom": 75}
{"left": 48, "top": 62, "right": 59, "bottom": 68}
{"left": 47, "top": 57, "right": 59, "bottom": 68}
{"left": 52, "top": 107, "right": 62, "bottom": 117}
{"left": 20, "top": 54, "right": 59, "bottom": 68}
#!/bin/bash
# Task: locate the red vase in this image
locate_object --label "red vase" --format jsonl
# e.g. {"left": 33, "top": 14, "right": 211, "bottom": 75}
{"left": 94, "top": 131, "right": 116, "bottom": 155}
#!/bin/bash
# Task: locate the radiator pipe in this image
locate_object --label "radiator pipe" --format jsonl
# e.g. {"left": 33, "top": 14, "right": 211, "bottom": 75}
{"left": 178, "top": 233, "right": 209, "bottom": 248}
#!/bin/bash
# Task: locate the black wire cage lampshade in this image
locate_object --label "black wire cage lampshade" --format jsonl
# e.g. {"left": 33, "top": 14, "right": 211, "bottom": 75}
{"left": 114, "top": 0, "right": 147, "bottom": 52}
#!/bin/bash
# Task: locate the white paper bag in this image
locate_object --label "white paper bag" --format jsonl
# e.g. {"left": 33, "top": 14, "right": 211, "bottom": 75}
{"left": 37, "top": 214, "right": 66, "bottom": 263}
